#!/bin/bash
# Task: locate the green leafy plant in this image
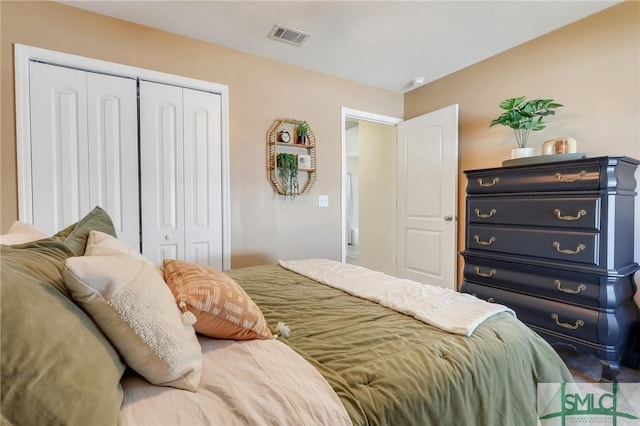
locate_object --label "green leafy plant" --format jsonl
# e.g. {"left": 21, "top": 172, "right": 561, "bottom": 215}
{"left": 296, "top": 122, "right": 309, "bottom": 144}
{"left": 276, "top": 153, "right": 299, "bottom": 199}
{"left": 489, "top": 97, "right": 563, "bottom": 148}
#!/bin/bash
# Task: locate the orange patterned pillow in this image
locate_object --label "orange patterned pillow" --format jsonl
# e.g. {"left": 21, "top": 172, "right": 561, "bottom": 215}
{"left": 163, "top": 259, "right": 273, "bottom": 340}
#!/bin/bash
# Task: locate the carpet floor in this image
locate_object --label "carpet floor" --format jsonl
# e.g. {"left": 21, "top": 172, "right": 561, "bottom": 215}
{"left": 556, "top": 347, "right": 640, "bottom": 383}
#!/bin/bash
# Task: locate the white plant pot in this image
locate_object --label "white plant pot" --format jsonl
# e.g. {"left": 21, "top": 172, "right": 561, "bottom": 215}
{"left": 511, "top": 147, "right": 534, "bottom": 159}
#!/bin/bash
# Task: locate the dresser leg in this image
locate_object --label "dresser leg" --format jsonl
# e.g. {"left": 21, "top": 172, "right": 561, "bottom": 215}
{"left": 599, "top": 360, "right": 621, "bottom": 383}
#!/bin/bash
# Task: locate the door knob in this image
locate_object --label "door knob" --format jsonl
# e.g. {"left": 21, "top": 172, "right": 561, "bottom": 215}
{"left": 444, "top": 216, "right": 453, "bottom": 222}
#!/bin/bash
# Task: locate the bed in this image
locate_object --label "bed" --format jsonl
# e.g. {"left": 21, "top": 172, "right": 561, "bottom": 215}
{"left": 1, "top": 208, "right": 572, "bottom": 425}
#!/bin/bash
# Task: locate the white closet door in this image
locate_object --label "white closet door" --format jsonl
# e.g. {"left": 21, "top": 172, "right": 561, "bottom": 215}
{"left": 140, "top": 81, "right": 185, "bottom": 264}
{"left": 30, "top": 62, "right": 89, "bottom": 234}
{"left": 140, "top": 81, "right": 223, "bottom": 268}
{"left": 183, "top": 88, "right": 223, "bottom": 268}
{"left": 87, "top": 73, "right": 139, "bottom": 249}
{"left": 28, "top": 62, "right": 138, "bottom": 244}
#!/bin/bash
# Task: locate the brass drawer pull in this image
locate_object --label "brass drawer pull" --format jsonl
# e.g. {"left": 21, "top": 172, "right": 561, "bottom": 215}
{"left": 477, "top": 177, "right": 500, "bottom": 187}
{"left": 470, "top": 293, "right": 494, "bottom": 303}
{"left": 474, "top": 208, "right": 497, "bottom": 218}
{"left": 552, "top": 242, "right": 585, "bottom": 254}
{"left": 553, "top": 280, "right": 587, "bottom": 294}
{"left": 554, "top": 170, "right": 586, "bottom": 183}
{"left": 474, "top": 235, "right": 496, "bottom": 246}
{"left": 475, "top": 266, "right": 496, "bottom": 278}
{"left": 551, "top": 313, "right": 584, "bottom": 330}
{"left": 553, "top": 209, "right": 587, "bottom": 221}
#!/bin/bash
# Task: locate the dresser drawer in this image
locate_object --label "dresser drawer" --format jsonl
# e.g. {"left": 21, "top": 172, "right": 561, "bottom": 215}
{"left": 463, "top": 283, "right": 600, "bottom": 342}
{"left": 461, "top": 256, "right": 637, "bottom": 309}
{"left": 467, "top": 196, "right": 600, "bottom": 230}
{"left": 462, "top": 259, "right": 601, "bottom": 308}
{"left": 466, "top": 162, "right": 601, "bottom": 194}
{"left": 467, "top": 225, "right": 598, "bottom": 266}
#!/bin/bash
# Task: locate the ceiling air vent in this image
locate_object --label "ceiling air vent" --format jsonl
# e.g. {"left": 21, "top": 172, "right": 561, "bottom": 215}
{"left": 268, "top": 25, "right": 310, "bottom": 46}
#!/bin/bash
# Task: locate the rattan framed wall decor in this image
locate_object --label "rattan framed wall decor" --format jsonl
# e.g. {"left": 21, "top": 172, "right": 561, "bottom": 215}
{"left": 267, "top": 118, "right": 316, "bottom": 198}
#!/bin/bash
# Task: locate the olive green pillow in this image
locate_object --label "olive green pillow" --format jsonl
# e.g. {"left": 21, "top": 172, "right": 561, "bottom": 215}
{"left": 1, "top": 207, "right": 126, "bottom": 425}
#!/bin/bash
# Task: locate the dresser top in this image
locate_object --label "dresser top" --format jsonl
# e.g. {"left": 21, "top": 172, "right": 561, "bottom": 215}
{"left": 465, "top": 155, "right": 639, "bottom": 175}
{"left": 465, "top": 155, "right": 639, "bottom": 195}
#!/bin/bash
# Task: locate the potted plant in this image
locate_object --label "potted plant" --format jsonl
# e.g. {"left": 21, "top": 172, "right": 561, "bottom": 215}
{"left": 296, "top": 122, "right": 309, "bottom": 145}
{"left": 489, "top": 96, "right": 563, "bottom": 158}
{"left": 276, "top": 153, "right": 299, "bottom": 199}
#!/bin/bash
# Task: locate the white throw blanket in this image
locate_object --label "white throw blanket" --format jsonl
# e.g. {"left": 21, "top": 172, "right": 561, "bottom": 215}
{"left": 279, "top": 258, "right": 515, "bottom": 337}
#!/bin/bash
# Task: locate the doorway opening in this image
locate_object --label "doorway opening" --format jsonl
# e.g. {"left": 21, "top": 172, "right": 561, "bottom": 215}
{"left": 344, "top": 118, "right": 359, "bottom": 265}
{"left": 340, "top": 108, "right": 402, "bottom": 270}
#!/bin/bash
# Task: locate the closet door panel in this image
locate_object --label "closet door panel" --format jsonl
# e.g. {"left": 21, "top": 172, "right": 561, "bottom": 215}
{"left": 28, "top": 62, "right": 138, "bottom": 242}
{"left": 183, "top": 88, "right": 223, "bottom": 268}
{"left": 29, "top": 62, "right": 89, "bottom": 234}
{"left": 140, "top": 81, "right": 185, "bottom": 264}
{"left": 20, "top": 51, "right": 228, "bottom": 268}
{"left": 87, "top": 73, "right": 139, "bottom": 249}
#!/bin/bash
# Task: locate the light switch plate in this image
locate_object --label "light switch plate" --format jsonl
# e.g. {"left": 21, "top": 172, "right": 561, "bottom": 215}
{"left": 318, "top": 195, "right": 329, "bottom": 208}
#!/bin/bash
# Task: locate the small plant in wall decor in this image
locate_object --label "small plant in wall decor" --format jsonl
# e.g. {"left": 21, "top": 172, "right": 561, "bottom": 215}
{"left": 490, "top": 96, "right": 563, "bottom": 151}
{"left": 276, "top": 153, "right": 299, "bottom": 199}
{"left": 296, "top": 122, "right": 309, "bottom": 144}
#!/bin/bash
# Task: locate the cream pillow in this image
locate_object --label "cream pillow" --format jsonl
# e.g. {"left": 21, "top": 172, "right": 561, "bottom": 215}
{"left": 85, "top": 231, "right": 154, "bottom": 265}
{"left": 0, "top": 221, "right": 47, "bottom": 245}
{"left": 63, "top": 253, "right": 203, "bottom": 391}
{"left": 163, "top": 259, "right": 273, "bottom": 340}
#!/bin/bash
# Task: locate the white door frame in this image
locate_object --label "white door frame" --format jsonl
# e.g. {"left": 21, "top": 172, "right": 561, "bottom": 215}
{"left": 14, "top": 44, "right": 231, "bottom": 269}
{"left": 340, "top": 107, "right": 402, "bottom": 262}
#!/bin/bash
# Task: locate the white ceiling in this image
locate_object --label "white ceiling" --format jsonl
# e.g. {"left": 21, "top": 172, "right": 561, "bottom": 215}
{"left": 58, "top": 1, "right": 619, "bottom": 93}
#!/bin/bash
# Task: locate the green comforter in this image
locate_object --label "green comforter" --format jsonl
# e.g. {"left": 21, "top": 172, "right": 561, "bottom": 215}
{"left": 228, "top": 264, "right": 573, "bottom": 426}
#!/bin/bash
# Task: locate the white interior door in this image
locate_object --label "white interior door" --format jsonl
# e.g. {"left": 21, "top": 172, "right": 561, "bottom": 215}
{"left": 396, "top": 104, "right": 458, "bottom": 290}
{"left": 28, "top": 61, "right": 138, "bottom": 246}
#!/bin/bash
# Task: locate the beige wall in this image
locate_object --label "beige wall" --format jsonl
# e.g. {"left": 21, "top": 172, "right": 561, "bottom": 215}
{"left": 2, "top": 1, "right": 638, "bottom": 276}
{"left": 404, "top": 1, "right": 640, "bottom": 284}
{"left": 358, "top": 121, "right": 396, "bottom": 274}
{"left": 0, "top": 1, "right": 403, "bottom": 268}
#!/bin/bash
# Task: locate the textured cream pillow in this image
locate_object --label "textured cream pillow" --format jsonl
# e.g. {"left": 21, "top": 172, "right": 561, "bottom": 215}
{"left": 85, "top": 230, "right": 165, "bottom": 281}
{"left": 163, "top": 259, "right": 273, "bottom": 340}
{"left": 63, "top": 254, "right": 203, "bottom": 391}
{"left": 0, "top": 221, "right": 47, "bottom": 245}
{"left": 85, "top": 230, "right": 155, "bottom": 265}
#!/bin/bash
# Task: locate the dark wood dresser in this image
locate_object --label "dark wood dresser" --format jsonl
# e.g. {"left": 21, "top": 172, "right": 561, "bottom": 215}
{"left": 460, "top": 156, "right": 639, "bottom": 381}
